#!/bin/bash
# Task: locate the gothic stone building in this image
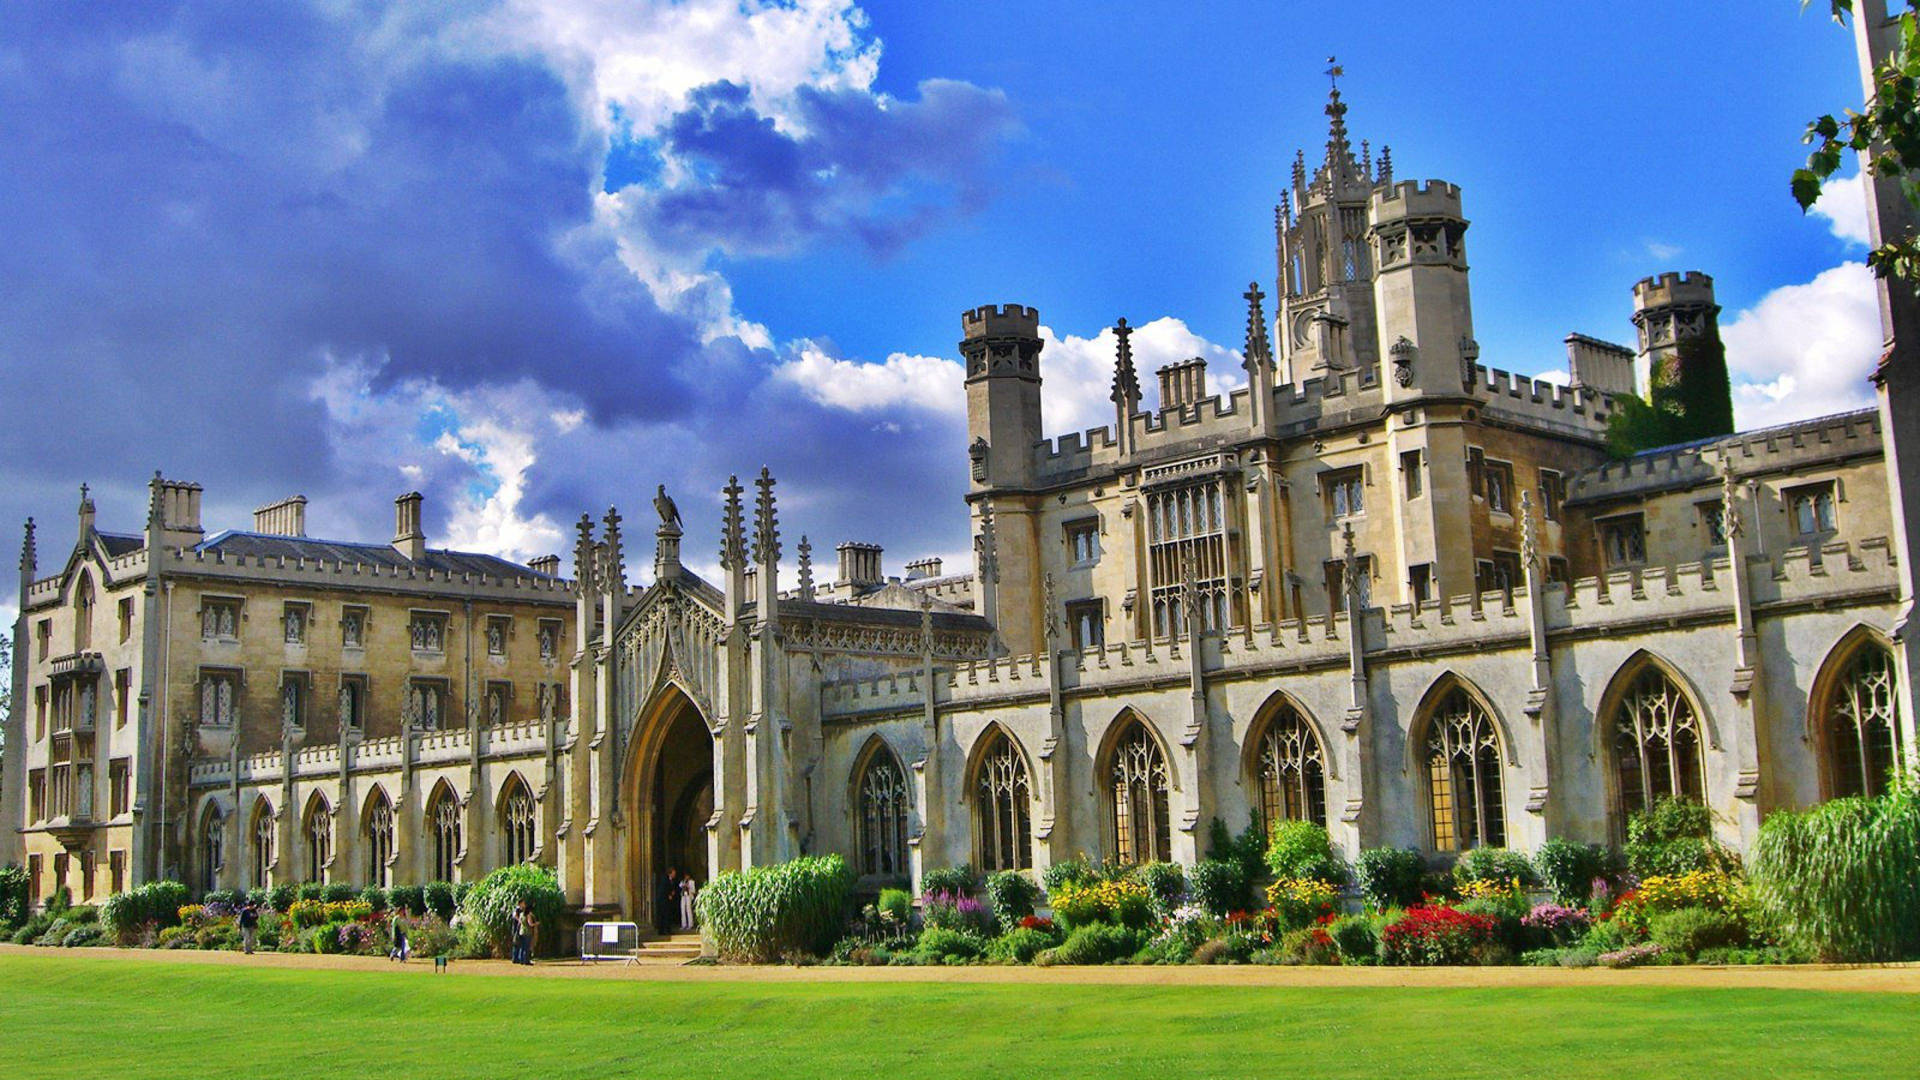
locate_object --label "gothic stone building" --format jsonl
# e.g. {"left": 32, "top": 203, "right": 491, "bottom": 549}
{"left": 7, "top": 91, "right": 1910, "bottom": 926}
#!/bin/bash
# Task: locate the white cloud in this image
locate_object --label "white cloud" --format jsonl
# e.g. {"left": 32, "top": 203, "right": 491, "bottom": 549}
{"left": 771, "top": 316, "right": 1246, "bottom": 440}
{"left": 1644, "top": 240, "right": 1683, "bottom": 262}
{"left": 1811, "top": 172, "right": 1873, "bottom": 247}
{"left": 774, "top": 344, "right": 964, "bottom": 415}
{"left": 1721, "top": 261, "right": 1882, "bottom": 429}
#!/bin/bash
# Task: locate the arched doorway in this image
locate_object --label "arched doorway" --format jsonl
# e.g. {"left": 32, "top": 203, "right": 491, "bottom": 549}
{"left": 629, "top": 685, "right": 714, "bottom": 934}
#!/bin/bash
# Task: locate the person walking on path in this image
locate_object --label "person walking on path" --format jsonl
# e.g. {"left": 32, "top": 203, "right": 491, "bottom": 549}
{"left": 511, "top": 901, "right": 535, "bottom": 965}
{"left": 389, "top": 913, "right": 410, "bottom": 963}
{"left": 678, "top": 874, "right": 697, "bottom": 932}
{"left": 238, "top": 901, "right": 260, "bottom": 955}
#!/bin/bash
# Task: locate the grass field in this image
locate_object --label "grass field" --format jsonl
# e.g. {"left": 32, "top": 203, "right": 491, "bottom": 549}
{"left": 2, "top": 951, "right": 1915, "bottom": 1079}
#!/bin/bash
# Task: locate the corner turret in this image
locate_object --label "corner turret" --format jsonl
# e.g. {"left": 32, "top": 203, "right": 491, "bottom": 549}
{"left": 1370, "top": 179, "right": 1475, "bottom": 401}
{"left": 962, "top": 303, "right": 1044, "bottom": 491}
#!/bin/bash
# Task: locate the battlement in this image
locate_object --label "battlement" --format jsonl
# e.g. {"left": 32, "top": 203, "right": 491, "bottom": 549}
{"left": 1466, "top": 364, "right": 1611, "bottom": 433}
{"left": 1370, "top": 179, "right": 1465, "bottom": 220}
{"left": 962, "top": 304, "right": 1041, "bottom": 339}
{"left": 160, "top": 545, "right": 576, "bottom": 603}
{"left": 1569, "top": 408, "right": 1881, "bottom": 504}
{"left": 1632, "top": 271, "right": 1716, "bottom": 310}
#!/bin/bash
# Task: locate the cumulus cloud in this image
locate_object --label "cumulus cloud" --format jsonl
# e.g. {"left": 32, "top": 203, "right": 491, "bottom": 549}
{"left": 1038, "top": 318, "right": 1245, "bottom": 436}
{"left": 0, "top": 0, "right": 1018, "bottom": 599}
{"left": 1811, "top": 172, "right": 1873, "bottom": 248}
{"left": 774, "top": 346, "right": 964, "bottom": 415}
{"left": 1721, "top": 262, "right": 1882, "bottom": 429}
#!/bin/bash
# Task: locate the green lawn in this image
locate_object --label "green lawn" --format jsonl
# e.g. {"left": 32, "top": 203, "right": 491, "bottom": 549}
{"left": 1, "top": 952, "right": 1914, "bottom": 1079}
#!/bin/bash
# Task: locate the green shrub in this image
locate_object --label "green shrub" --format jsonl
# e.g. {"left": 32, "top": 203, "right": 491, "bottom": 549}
{"left": 698, "top": 854, "right": 855, "bottom": 963}
{"left": 310, "top": 919, "right": 348, "bottom": 954}
{"left": 1328, "top": 914, "right": 1379, "bottom": 964}
{"left": 1626, "top": 797, "right": 1735, "bottom": 878}
{"left": 422, "top": 881, "right": 457, "bottom": 921}
{"left": 1647, "top": 905, "right": 1746, "bottom": 960}
{"left": 244, "top": 887, "right": 270, "bottom": 909}
{"left": 1038, "top": 923, "right": 1145, "bottom": 966}
{"left": 1266, "top": 821, "right": 1348, "bottom": 885}
{"left": 982, "top": 871, "right": 1040, "bottom": 930}
{"left": 202, "top": 889, "right": 243, "bottom": 908}
{"left": 35, "top": 917, "right": 76, "bottom": 947}
{"left": 0, "top": 865, "right": 29, "bottom": 931}
{"left": 319, "top": 883, "right": 355, "bottom": 903}
{"left": 1581, "top": 917, "right": 1633, "bottom": 953}
{"left": 985, "top": 925, "right": 1058, "bottom": 964}
{"left": 295, "top": 883, "right": 325, "bottom": 903}
{"left": 262, "top": 884, "right": 294, "bottom": 913}
{"left": 1355, "top": 848, "right": 1425, "bottom": 910}
{"left": 1532, "top": 839, "right": 1610, "bottom": 906}
{"left": 1694, "top": 944, "right": 1810, "bottom": 965}
{"left": 1207, "top": 817, "right": 1270, "bottom": 889}
{"left": 1187, "top": 859, "right": 1251, "bottom": 915}
{"left": 389, "top": 884, "right": 425, "bottom": 917}
{"left": 919, "top": 865, "right": 976, "bottom": 898}
{"left": 453, "top": 864, "right": 567, "bottom": 960}
{"left": 1458, "top": 897, "right": 1528, "bottom": 953}
{"left": 1128, "top": 862, "right": 1186, "bottom": 918}
{"left": 1042, "top": 855, "right": 1100, "bottom": 894}
{"left": 64, "top": 905, "right": 98, "bottom": 925}
{"left": 875, "top": 888, "right": 913, "bottom": 926}
{"left": 11, "top": 912, "right": 53, "bottom": 945}
{"left": 1275, "top": 926, "right": 1337, "bottom": 965}
{"left": 1750, "top": 788, "right": 1920, "bottom": 962}
{"left": 1453, "top": 847, "right": 1538, "bottom": 889}
{"left": 358, "top": 886, "right": 389, "bottom": 912}
{"left": 48, "top": 887, "right": 71, "bottom": 915}
{"left": 100, "top": 880, "right": 190, "bottom": 945}
{"left": 910, "top": 927, "right": 987, "bottom": 965}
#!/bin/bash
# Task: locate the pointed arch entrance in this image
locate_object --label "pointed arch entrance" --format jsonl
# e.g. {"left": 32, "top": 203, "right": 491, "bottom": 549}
{"left": 625, "top": 683, "right": 715, "bottom": 934}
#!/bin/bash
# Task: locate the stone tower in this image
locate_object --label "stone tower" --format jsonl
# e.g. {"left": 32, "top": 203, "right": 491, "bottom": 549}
{"left": 962, "top": 303, "right": 1045, "bottom": 655}
{"left": 1633, "top": 272, "right": 1733, "bottom": 442}
{"left": 1276, "top": 85, "right": 1384, "bottom": 381}
{"left": 1371, "top": 180, "right": 1476, "bottom": 402}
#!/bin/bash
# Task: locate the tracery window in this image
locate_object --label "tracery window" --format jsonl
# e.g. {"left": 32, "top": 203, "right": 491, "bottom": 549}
{"left": 409, "top": 613, "right": 447, "bottom": 653}
{"left": 1826, "top": 643, "right": 1902, "bottom": 798}
{"left": 430, "top": 787, "right": 462, "bottom": 882}
{"left": 538, "top": 621, "right": 560, "bottom": 661}
{"left": 199, "top": 672, "right": 236, "bottom": 727}
{"left": 1612, "top": 665, "right": 1706, "bottom": 818}
{"left": 201, "top": 599, "right": 240, "bottom": 641}
{"left": 250, "top": 800, "right": 275, "bottom": 888}
{"left": 1424, "top": 687, "right": 1506, "bottom": 851}
{"left": 856, "top": 747, "right": 910, "bottom": 878}
{"left": 1109, "top": 720, "right": 1171, "bottom": 864}
{"left": 74, "top": 573, "right": 94, "bottom": 651}
{"left": 281, "top": 677, "right": 305, "bottom": 729}
{"left": 1255, "top": 705, "right": 1327, "bottom": 829}
{"left": 341, "top": 607, "right": 367, "bottom": 649}
{"left": 409, "top": 682, "right": 443, "bottom": 730}
{"left": 283, "top": 603, "right": 308, "bottom": 645}
{"left": 1146, "top": 478, "right": 1231, "bottom": 637}
{"left": 503, "top": 781, "right": 536, "bottom": 866}
{"left": 485, "top": 684, "right": 508, "bottom": 727}
{"left": 486, "top": 616, "right": 508, "bottom": 656}
{"left": 201, "top": 806, "right": 225, "bottom": 893}
{"left": 365, "top": 792, "right": 395, "bottom": 888}
{"left": 975, "top": 730, "right": 1032, "bottom": 872}
{"left": 305, "top": 798, "right": 332, "bottom": 883}
{"left": 337, "top": 680, "right": 362, "bottom": 730}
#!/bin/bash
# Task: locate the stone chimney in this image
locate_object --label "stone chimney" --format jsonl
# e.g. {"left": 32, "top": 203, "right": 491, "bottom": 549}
{"left": 1564, "top": 334, "right": 1636, "bottom": 398}
{"left": 905, "top": 557, "right": 943, "bottom": 580}
{"left": 152, "top": 477, "right": 205, "bottom": 550}
{"left": 528, "top": 554, "right": 560, "bottom": 577}
{"left": 252, "top": 495, "right": 308, "bottom": 537}
{"left": 1157, "top": 357, "right": 1208, "bottom": 411}
{"left": 393, "top": 492, "right": 426, "bottom": 561}
{"left": 836, "top": 541, "right": 884, "bottom": 589}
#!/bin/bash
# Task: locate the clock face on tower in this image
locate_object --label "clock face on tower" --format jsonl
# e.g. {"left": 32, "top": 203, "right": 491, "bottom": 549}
{"left": 1291, "top": 310, "right": 1316, "bottom": 348}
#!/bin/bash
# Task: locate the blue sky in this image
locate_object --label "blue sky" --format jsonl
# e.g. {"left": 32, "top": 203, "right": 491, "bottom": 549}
{"left": 0, "top": 1, "right": 1886, "bottom": 623}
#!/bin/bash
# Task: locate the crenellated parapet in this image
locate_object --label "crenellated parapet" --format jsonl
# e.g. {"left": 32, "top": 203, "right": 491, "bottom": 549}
{"left": 1567, "top": 408, "right": 1881, "bottom": 506}
{"left": 155, "top": 545, "right": 574, "bottom": 603}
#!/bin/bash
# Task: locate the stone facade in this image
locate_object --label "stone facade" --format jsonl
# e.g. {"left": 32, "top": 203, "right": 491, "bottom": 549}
{"left": 6, "top": 89, "right": 1912, "bottom": 925}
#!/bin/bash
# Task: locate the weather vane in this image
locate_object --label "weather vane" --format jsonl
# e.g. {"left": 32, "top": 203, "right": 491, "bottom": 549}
{"left": 1326, "top": 56, "right": 1343, "bottom": 90}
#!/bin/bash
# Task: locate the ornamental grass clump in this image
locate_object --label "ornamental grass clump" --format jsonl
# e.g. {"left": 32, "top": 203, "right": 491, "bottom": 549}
{"left": 101, "top": 880, "right": 190, "bottom": 945}
{"left": 1749, "top": 787, "right": 1920, "bottom": 962}
{"left": 455, "top": 863, "right": 567, "bottom": 959}
{"left": 697, "top": 854, "right": 854, "bottom": 963}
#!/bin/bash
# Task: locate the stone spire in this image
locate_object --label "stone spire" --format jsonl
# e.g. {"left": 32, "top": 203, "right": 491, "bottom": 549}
{"left": 600, "top": 506, "right": 624, "bottom": 591}
{"left": 20, "top": 517, "right": 36, "bottom": 577}
{"left": 752, "top": 467, "right": 780, "bottom": 624}
{"left": 796, "top": 535, "right": 815, "bottom": 602}
{"left": 146, "top": 470, "right": 164, "bottom": 530}
{"left": 572, "top": 513, "right": 597, "bottom": 594}
{"left": 76, "top": 482, "right": 95, "bottom": 539}
{"left": 1242, "top": 283, "right": 1272, "bottom": 371}
{"left": 975, "top": 501, "right": 1000, "bottom": 585}
{"left": 719, "top": 475, "right": 746, "bottom": 570}
{"left": 1377, "top": 145, "right": 1392, "bottom": 188}
{"left": 1322, "top": 58, "right": 1355, "bottom": 179}
{"left": 1340, "top": 522, "right": 1362, "bottom": 607}
{"left": 1111, "top": 317, "right": 1141, "bottom": 457}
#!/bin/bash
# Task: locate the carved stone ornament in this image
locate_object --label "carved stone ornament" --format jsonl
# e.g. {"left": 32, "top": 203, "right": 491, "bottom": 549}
{"left": 1390, "top": 336, "right": 1417, "bottom": 387}
{"left": 969, "top": 437, "right": 989, "bottom": 482}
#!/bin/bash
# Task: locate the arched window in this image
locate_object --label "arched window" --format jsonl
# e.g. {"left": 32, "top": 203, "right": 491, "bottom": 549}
{"left": 1109, "top": 719, "right": 1171, "bottom": 864}
{"left": 1423, "top": 686, "right": 1506, "bottom": 851}
{"left": 304, "top": 796, "right": 332, "bottom": 883}
{"left": 1254, "top": 702, "right": 1327, "bottom": 829}
{"left": 1611, "top": 663, "right": 1706, "bottom": 818}
{"left": 429, "top": 785, "right": 462, "bottom": 882}
{"left": 855, "top": 745, "right": 910, "bottom": 878}
{"left": 1824, "top": 641, "right": 1902, "bottom": 798}
{"left": 250, "top": 799, "right": 275, "bottom": 889}
{"left": 74, "top": 573, "right": 93, "bottom": 651}
{"left": 364, "top": 790, "right": 395, "bottom": 888}
{"left": 201, "top": 805, "right": 225, "bottom": 894}
{"left": 502, "top": 778, "right": 536, "bottom": 866}
{"left": 974, "top": 729, "right": 1032, "bottom": 872}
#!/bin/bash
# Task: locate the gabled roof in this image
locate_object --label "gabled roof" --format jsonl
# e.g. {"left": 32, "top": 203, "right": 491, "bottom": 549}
{"left": 97, "top": 531, "right": 145, "bottom": 557}
{"left": 195, "top": 530, "right": 556, "bottom": 579}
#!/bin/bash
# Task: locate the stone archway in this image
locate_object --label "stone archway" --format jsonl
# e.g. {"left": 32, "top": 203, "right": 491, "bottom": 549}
{"left": 626, "top": 684, "right": 714, "bottom": 935}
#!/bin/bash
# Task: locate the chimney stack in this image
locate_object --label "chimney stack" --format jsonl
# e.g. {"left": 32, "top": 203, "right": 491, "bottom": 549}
{"left": 1156, "top": 357, "right": 1208, "bottom": 411}
{"left": 393, "top": 492, "right": 426, "bottom": 561}
{"left": 835, "top": 541, "right": 884, "bottom": 589}
{"left": 905, "top": 557, "right": 943, "bottom": 580}
{"left": 252, "top": 495, "right": 308, "bottom": 537}
{"left": 528, "top": 554, "right": 560, "bottom": 577}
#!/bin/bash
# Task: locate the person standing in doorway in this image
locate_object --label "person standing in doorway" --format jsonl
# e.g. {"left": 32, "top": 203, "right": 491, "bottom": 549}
{"left": 658, "top": 867, "right": 679, "bottom": 935}
{"left": 679, "top": 873, "right": 697, "bottom": 932}
{"left": 238, "top": 901, "right": 259, "bottom": 955}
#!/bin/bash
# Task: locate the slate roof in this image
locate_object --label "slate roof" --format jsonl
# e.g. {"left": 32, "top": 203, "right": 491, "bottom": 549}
{"left": 196, "top": 530, "right": 556, "bottom": 579}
